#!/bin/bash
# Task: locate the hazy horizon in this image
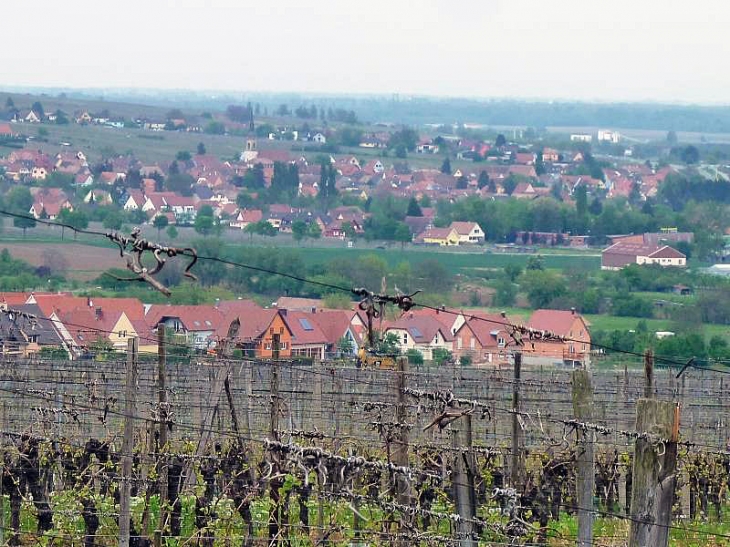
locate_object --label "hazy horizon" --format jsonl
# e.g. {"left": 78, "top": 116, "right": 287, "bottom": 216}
{"left": 5, "top": 0, "right": 730, "bottom": 105}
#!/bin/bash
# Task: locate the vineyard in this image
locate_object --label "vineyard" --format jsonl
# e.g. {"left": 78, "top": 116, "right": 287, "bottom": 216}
{"left": 1, "top": 339, "right": 730, "bottom": 546}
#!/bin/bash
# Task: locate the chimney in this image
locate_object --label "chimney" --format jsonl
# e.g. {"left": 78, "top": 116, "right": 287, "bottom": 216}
{"left": 280, "top": 309, "right": 287, "bottom": 317}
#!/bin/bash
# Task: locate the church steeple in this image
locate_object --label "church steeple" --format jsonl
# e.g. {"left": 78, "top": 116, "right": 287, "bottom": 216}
{"left": 241, "top": 101, "right": 258, "bottom": 163}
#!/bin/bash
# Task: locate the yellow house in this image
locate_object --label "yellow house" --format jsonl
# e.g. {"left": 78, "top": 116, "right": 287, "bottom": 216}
{"left": 418, "top": 227, "right": 460, "bottom": 246}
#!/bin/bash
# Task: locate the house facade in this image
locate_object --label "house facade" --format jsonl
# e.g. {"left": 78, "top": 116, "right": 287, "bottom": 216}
{"left": 601, "top": 243, "right": 687, "bottom": 270}
{"left": 523, "top": 309, "right": 591, "bottom": 367}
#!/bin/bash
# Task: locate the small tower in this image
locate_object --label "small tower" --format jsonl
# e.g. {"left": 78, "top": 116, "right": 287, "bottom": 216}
{"left": 241, "top": 101, "right": 258, "bottom": 162}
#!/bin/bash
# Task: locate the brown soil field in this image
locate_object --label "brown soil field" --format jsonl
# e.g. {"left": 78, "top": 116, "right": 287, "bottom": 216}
{"left": 0, "top": 242, "right": 122, "bottom": 281}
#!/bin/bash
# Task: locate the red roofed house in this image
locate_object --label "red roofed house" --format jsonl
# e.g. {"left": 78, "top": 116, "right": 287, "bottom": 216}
{"left": 449, "top": 221, "right": 485, "bottom": 244}
{"left": 452, "top": 312, "right": 515, "bottom": 365}
{"left": 525, "top": 309, "right": 591, "bottom": 367}
{"left": 601, "top": 242, "right": 687, "bottom": 270}
{"left": 230, "top": 208, "right": 264, "bottom": 229}
{"left": 215, "top": 307, "right": 293, "bottom": 358}
{"left": 282, "top": 310, "right": 328, "bottom": 359}
{"left": 145, "top": 304, "right": 225, "bottom": 350}
{"left": 309, "top": 310, "right": 359, "bottom": 357}
{"left": 384, "top": 315, "right": 454, "bottom": 360}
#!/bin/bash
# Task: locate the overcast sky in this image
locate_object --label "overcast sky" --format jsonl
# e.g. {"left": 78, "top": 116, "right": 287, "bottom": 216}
{"left": 4, "top": 0, "right": 730, "bottom": 104}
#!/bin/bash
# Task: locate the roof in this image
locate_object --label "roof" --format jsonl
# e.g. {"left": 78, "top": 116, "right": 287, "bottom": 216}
{"left": 602, "top": 242, "right": 685, "bottom": 260}
{"left": 459, "top": 312, "right": 513, "bottom": 348}
{"left": 0, "top": 303, "right": 63, "bottom": 346}
{"left": 309, "top": 310, "right": 353, "bottom": 344}
{"left": 386, "top": 315, "right": 453, "bottom": 343}
{"left": 275, "top": 296, "right": 324, "bottom": 312}
{"left": 283, "top": 311, "right": 328, "bottom": 345}
{"left": 418, "top": 227, "right": 455, "bottom": 240}
{"left": 145, "top": 304, "right": 225, "bottom": 332}
{"left": 527, "top": 309, "right": 586, "bottom": 337}
{"left": 214, "top": 308, "right": 282, "bottom": 342}
{"left": 450, "top": 221, "right": 480, "bottom": 235}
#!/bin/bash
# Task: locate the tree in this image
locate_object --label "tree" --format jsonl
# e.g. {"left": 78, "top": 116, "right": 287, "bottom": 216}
{"left": 176, "top": 150, "right": 191, "bottom": 162}
{"left": 478, "top": 170, "right": 490, "bottom": 189}
{"left": 166, "top": 225, "right": 178, "bottom": 240}
{"left": 165, "top": 173, "right": 195, "bottom": 196}
{"left": 54, "top": 109, "right": 69, "bottom": 125}
{"left": 102, "top": 210, "right": 124, "bottom": 230}
{"left": 5, "top": 97, "right": 14, "bottom": 109}
{"left": 276, "top": 104, "right": 290, "bottom": 116}
{"left": 575, "top": 184, "right": 588, "bottom": 217}
{"left": 495, "top": 134, "right": 506, "bottom": 147}
{"left": 197, "top": 142, "right": 206, "bottom": 155}
{"left": 194, "top": 205, "right": 219, "bottom": 236}
{"left": 456, "top": 175, "right": 468, "bottom": 189}
{"left": 166, "top": 108, "right": 184, "bottom": 120}
{"left": 432, "top": 348, "right": 453, "bottom": 365}
{"left": 292, "top": 220, "right": 307, "bottom": 242}
{"left": 406, "top": 349, "right": 424, "bottom": 365}
{"left": 204, "top": 121, "right": 226, "bottom": 135}
{"left": 153, "top": 214, "right": 169, "bottom": 238}
{"left": 666, "top": 130, "right": 678, "bottom": 145}
{"left": 307, "top": 222, "right": 322, "bottom": 240}
{"left": 520, "top": 269, "right": 567, "bottom": 308}
{"left": 440, "top": 157, "right": 452, "bottom": 174}
{"left": 406, "top": 197, "right": 422, "bottom": 217}
{"left": 31, "top": 101, "right": 45, "bottom": 118}
{"left": 242, "top": 163, "right": 266, "bottom": 190}
{"left": 7, "top": 187, "right": 35, "bottom": 237}
{"left": 59, "top": 210, "right": 89, "bottom": 239}
{"left": 680, "top": 145, "right": 700, "bottom": 165}
{"left": 394, "top": 223, "right": 412, "bottom": 248}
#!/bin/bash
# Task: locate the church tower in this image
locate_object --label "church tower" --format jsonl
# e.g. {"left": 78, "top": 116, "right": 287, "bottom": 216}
{"left": 241, "top": 101, "right": 258, "bottom": 163}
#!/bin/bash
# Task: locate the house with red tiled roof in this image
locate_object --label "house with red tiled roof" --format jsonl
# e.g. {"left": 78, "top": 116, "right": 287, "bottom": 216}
{"left": 384, "top": 315, "right": 454, "bottom": 360}
{"left": 601, "top": 242, "right": 686, "bottom": 270}
{"left": 452, "top": 312, "right": 515, "bottom": 365}
{"left": 215, "top": 307, "right": 293, "bottom": 358}
{"left": 309, "top": 310, "right": 359, "bottom": 357}
{"left": 230, "top": 208, "right": 263, "bottom": 229}
{"left": 145, "top": 304, "right": 226, "bottom": 349}
{"left": 415, "top": 226, "right": 459, "bottom": 246}
{"left": 123, "top": 190, "right": 146, "bottom": 211}
{"left": 524, "top": 309, "right": 591, "bottom": 367}
{"left": 450, "top": 221, "right": 485, "bottom": 244}
{"left": 282, "top": 310, "right": 328, "bottom": 359}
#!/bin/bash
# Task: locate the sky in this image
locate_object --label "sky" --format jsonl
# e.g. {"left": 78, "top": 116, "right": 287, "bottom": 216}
{"left": 3, "top": 0, "right": 730, "bottom": 104}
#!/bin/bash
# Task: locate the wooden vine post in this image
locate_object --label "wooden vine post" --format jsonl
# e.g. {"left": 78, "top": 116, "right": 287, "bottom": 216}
{"left": 572, "top": 368, "right": 595, "bottom": 547}
{"left": 119, "top": 337, "right": 138, "bottom": 547}
{"left": 268, "top": 353, "right": 283, "bottom": 546}
{"left": 628, "top": 349, "right": 680, "bottom": 547}
{"left": 510, "top": 351, "right": 524, "bottom": 487}
{"left": 452, "top": 413, "right": 477, "bottom": 547}
{"left": 393, "top": 356, "right": 412, "bottom": 544}
{"left": 156, "top": 325, "right": 168, "bottom": 547}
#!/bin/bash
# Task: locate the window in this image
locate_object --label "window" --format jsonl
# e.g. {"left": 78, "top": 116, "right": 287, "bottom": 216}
{"left": 299, "top": 318, "right": 314, "bottom": 331}
{"left": 470, "top": 338, "right": 475, "bottom": 350}
{"left": 570, "top": 344, "right": 575, "bottom": 353}
{"left": 280, "top": 327, "right": 284, "bottom": 334}
{"left": 280, "top": 342, "right": 288, "bottom": 349}
{"left": 498, "top": 337, "right": 505, "bottom": 347}
{"left": 403, "top": 333, "right": 408, "bottom": 344}
{"left": 265, "top": 342, "right": 272, "bottom": 350}
{"left": 457, "top": 337, "right": 463, "bottom": 349}
{"left": 270, "top": 328, "right": 274, "bottom": 334}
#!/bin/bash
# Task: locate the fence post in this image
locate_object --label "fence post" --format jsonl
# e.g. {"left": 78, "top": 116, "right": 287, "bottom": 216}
{"left": 510, "top": 351, "right": 524, "bottom": 487}
{"left": 452, "top": 413, "right": 477, "bottom": 547}
{"left": 268, "top": 360, "right": 282, "bottom": 545}
{"left": 572, "top": 369, "right": 595, "bottom": 547}
{"left": 156, "top": 325, "right": 168, "bottom": 541}
{"left": 644, "top": 349, "right": 654, "bottom": 399}
{"left": 312, "top": 357, "right": 323, "bottom": 432}
{"left": 628, "top": 400, "right": 680, "bottom": 547}
{"left": 119, "top": 337, "right": 138, "bottom": 547}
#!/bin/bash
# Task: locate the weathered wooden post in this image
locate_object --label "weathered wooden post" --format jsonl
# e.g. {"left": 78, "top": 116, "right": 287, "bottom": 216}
{"left": 572, "top": 369, "right": 595, "bottom": 547}
{"left": 119, "top": 337, "right": 138, "bottom": 547}
{"left": 628, "top": 401, "right": 680, "bottom": 547}
{"left": 452, "top": 413, "right": 477, "bottom": 547}
{"left": 156, "top": 325, "right": 168, "bottom": 543}
{"left": 510, "top": 351, "right": 524, "bottom": 487}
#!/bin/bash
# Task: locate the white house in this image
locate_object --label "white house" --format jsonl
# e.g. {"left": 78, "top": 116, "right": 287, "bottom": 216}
{"left": 384, "top": 316, "right": 453, "bottom": 360}
{"left": 570, "top": 134, "right": 593, "bottom": 143}
{"left": 597, "top": 130, "right": 621, "bottom": 144}
{"left": 449, "top": 221, "right": 485, "bottom": 244}
{"left": 312, "top": 132, "right": 327, "bottom": 144}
